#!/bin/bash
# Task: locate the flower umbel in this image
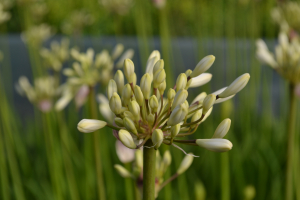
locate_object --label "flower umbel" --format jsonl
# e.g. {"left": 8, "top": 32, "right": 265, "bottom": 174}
{"left": 77, "top": 51, "right": 250, "bottom": 153}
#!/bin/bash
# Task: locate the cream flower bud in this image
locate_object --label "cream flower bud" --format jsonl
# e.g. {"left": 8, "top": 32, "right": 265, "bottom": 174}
{"left": 158, "top": 81, "right": 166, "bottom": 96}
{"left": 167, "top": 88, "right": 176, "bottom": 100}
{"left": 153, "top": 59, "right": 164, "bottom": 74}
{"left": 202, "top": 94, "right": 216, "bottom": 114}
{"left": 212, "top": 119, "right": 231, "bottom": 138}
{"left": 63, "top": 68, "right": 75, "bottom": 76}
{"left": 107, "top": 79, "right": 118, "bottom": 100}
{"left": 212, "top": 87, "right": 235, "bottom": 104}
{"left": 196, "top": 139, "right": 233, "bottom": 152}
{"left": 128, "top": 100, "right": 140, "bottom": 121}
{"left": 191, "top": 110, "right": 203, "bottom": 128}
{"left": 218, "top": 73, "right": 250, "bottom": 98}
{"left": 115, "top": 117, "right": 124, "bottom": 127}
{"left": 185, "top": 69, "right": 192, "bottom": 77}
{"left": 122, "top": 84, "right": 132, "bottom": 106}
{"left": 140, "top": 73, "right": 152, "bottom": 99}
{"left": 149, "top": 95, "right": 159, "bottom": 113}
{"left": 77, "top": 119, "right": 107, "bottom": 133}
{"left": 114, "top": 70, "right": 125, "bottom": 94}
{"left": 124, "top": 111, "right": 135, "bottom": 121}
{"left": 177, "top": 154, "right": 194, "bottom": 175}
{"left": 146, "top": 113, "right": 155, "bottom": 125}
{"left": 134, "top": 85, "right": 144, "bottom": 106}
{"left": 189, "top": 55, "right": 215, "bottom": 78}
{"left": 123, "top": 117, "right": 138, "bottom": 135}
{"left": 124, "top": 59, "right": 135, "bottom": 83}
{"left": 171, "top": 89, "right": 188, "bottom": 110}
{"left": 118, "top": 129, "right": 137, "bottom": 149}
{"left": 152, "top": 129, "right": 164, "bottom": 150}
{"left": 191, "top": 92, "right": 207, "bottom": 104}
{"left": 163, "top": 150, "right": 172, "bottom": 167}
{"left": 109, "top": 92, "right": 122, "bottom": 115}
{"left": 111, "top": 44, "right": 124, "bottom": 60}
{"left": 55, "top": 92, "right": 73, "bottom": 111}
{"left": 116, "top": 140, "right": 135, "bottom": 163}
{"left": 114, "top": 164, "right": 132, "bottom": 178}
{"left": 176, "top": 73, "right": 187, "bottom": 91}
{"left": 135, "top": 150, "right": 143, "bottom": 169}
{"left": 171, "top": 124, "right": 181, "bottom": 138}
{"left": 189, "top": 73, "right": 212, "bottom": 88}
{"left": 153, "top": 69, "right": 166, "bottom": 88}
{"left": 130, "top": 73, "right": 137, "bottom": 87}
{"left": 168, "top": 104, "right": 188, "bottom": 126}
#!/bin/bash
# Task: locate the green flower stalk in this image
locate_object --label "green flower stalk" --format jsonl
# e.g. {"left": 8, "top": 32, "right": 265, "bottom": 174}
{"left": 256, "top": 33, "right": 299, "bottom": 200}
{"left": 78, "top": 51, "right": 250, "bottom": 200}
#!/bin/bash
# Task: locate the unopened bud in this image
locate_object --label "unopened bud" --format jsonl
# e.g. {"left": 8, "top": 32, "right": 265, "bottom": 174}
{"left": 168, "top": 104, "right": 188, "bottom": 126}
{"left": 123, "top": 111, "right": 135, "bottom": 121}
{"left": 118, "top": 129, "right": 137, "bottom": 149}
{"left": 152, "top": 129, "right": 164, "bottom": 150}
{"left": 128, "top": 100, "right": 140, "bottom": 121}
{"left": 153, "top": 69, "right": 166, "bottom": 88}
{"left": 189, "top": 73, "right": 212, "bottom": 88}
{"left": 115, "top": 117, "right": 124, "bottom": 127}
{"left": 122, "top": 84, "right": 132, "bottom": 106}
{"left": 167, "top": 88, "right": 176, "bottom": 100}
{"left": 196, "top": 139, "right": 233, "bottom": 152}
{"left": 171, "top": 89, "right": 188, "bottom": 110}
{"left": 149, "top": 95, "right": 159, "bottom": 113}
{"left": 191, "top": 110, "right": 203, "bottom": 128}
{"left": 146, "top": 113, "right": 155, "bottom": 125}
{"left": 176, "top": 73, "right": 187, "bottom": 91}
{"left": 202, "top": 94, "right": 216, "bottom": 114}
{"left": 171, "top": 124, "right": 181, "bottom": 138}
{"left": 218, "top": 73, "right": 250, "bottom": 98}
{"left": 185, "top": 69, "right": 192, "bottom": 77}
{"left": 109, "top": 92, "right": 122, "bottom": 115}
{"left": 163, "top": 150, "right": 172, "bottom": 167}
{"left": 124, "top": 59, "right": 135, "bottom": 83}
{"left": 77, "top": 119, "right": 107, "bottom": 133}
{"left": 212, "top": 119, "right": 231, "bottom": 138}
{"left": 191, "top": 92, "right": 207, "bottom": 104}
{"left": 134, "top": 85, "right": 144, "bottom": 106}
{"left": 135, "top": 150, "right": 143, "bottom": 169}
{"left": 140, "top": 73, "right": 152, "bottom": 99}
{"left": 158, "top": 81, "right": 166, "bottom": 96}
{"left": 153, "top": 59, "right": 164, "bottom": 74}
{"left": 123, "top": 117, "right": 138, "bottom": 135}
{"left": 111, "top": 44, "right": 124, "bottom": 60}
{"left": 107, "top": 79, "right": 118, "bottom": 100}
{"left": 177, "top": 154, "right": 194, "bottom": 175}
{"left": 189, "top": 55, "right": 215, "bottom": 78}
{"left": 114, "top": 164, "right": 132, "bottom": 178}
{"left": 114, "top": 70, "right": 125, "bottom": 94}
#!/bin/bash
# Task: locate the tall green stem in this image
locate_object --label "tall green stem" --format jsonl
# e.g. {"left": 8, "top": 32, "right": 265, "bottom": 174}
{"left": 143, "top": 140, "right": 156, "bottom": 200}
{"left": 285, "top": 83, "right": 297, "bottom": 200}
{"left": 89, "top": 87, "right": 106, "bottom": 200}
{"left": 221, "top": 153, "right": 230, "bottom": 200}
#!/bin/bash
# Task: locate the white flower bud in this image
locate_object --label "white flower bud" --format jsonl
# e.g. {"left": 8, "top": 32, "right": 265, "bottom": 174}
{"left": 109, "top": 92, "right": 122, "bottom": 115}
{"left": 218, "top": 73, "right": 250, "bottom": 98}
{"left": 185, "top": 69, "right": 192, "bottom": 77}
{"left": 116, "top": 140, "right": 135, "bottom": 163}
{"left": 122, "top": 84, "right": 132, "bottom": 106}
{"left": 189, "top": 73, "right": 212, "bottom": 88}
{"left": 171, "top": 124, "right": 181, "bottom": 138}
{"left": 171, "top": 89, "right": 188, "bottom": 110}
{"left": 111, "top": 44, "right": 124, "bottom": 60}
{"left": 114, "top": 70, "right": 125, "bottom": 94}
{"left": 124, "top": 59, "right": 135, "bottom": 83}
{"left": 123, "top": 117, "right": 138, "bottom": 135}
{"left": 202, "top": 94, "right": 216, "bottom": 114}
{"left": 149, "top": 95, "right": 159, "bottom": 113}
{"left": 153, "top": 59, "right": 164, "bottom": 74}
{"left": 196, "top": 139, "right": 233, "bottom": 152}
{"left": 140, "top": 73, "right": 152, "bottom": 99}
{"left": 134, "top": 85, "right": 144, "bottom": 106}
{"left": 191, "top": 92, "right": 207, "bottom": 104}
{"left": 116, "top": 49, "right": 135, "bottom": 68}
{"left": 146, "top": 113, "right": 155, "bottom": 125}
{"left": 212, "top": 87, "right": 235, "bottom": 104}
{"left": 115, "top": 117, "right": 124, "bottom": 127}
{"left": 153, "top": 69, "right": 166, "bottom": 88}
{"left": 107, "top": 79, "right": 118, "bottom": 100}
{"left": 168, "top": 104, "right": 188, "bottom": 126}
{"left": 212, "top": 119, "right": 231, "bottom": 138}
{"left": 118, "top": 129, "right": 137, "bottom": 149}
{"left": 189, "top": 55, "right": 215, "bottom": 78}
{"left": 135, "top": 150, "right": 143, "bottom": 169}
{"left": 167, "top": 88, "right": 176, "bottom": 100}
{"left": 128, "top": 100, "right": 140, "bottom": 121}
{"left": 191, "top": 110, "right": 203, "bottom": 128}
{"left": 130, "top": 73, "right": 137, "bottom": 87}
{"left": 152, "top": 129, "right": 164, "bottom": 150}
{"left": 77, "top": 119, "right": 107, "bottom": 133}
{"left": 177, "top": 154, "right": 194, "bottom": 175}
{"left": 158, "top": 81, "right": 166, "bottom": 96}
{"left": 176, "top": 73, "right": 187, "bottom": 91}
{"left": 162, "top": 150, "right": 172, "bottom": 167}
{"left": 55, "top": 92, "right": 73, "bottom": 111}
{"left": 114, "top": 164, "right": 132, "bottom": 178}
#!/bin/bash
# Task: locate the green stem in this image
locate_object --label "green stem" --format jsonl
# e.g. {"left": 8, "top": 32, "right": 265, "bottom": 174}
{"left": 125, "top": 163, "right": 134, "bottom": 200}
{"left": 221, "top": 153, "right": 230, "bottom": 200}
{"left": 143, "top": 140, "right": 156, "bottom": 200}
{"left": 89, "top": 87, "right": 106, "bottom": 200}
{"left": 285, "top": 83, "right": 297, "bottom": 200}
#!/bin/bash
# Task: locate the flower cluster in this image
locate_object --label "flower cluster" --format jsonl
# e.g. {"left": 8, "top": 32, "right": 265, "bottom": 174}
{"left": 256, "top": 32, "right": 300, "bottom": 84}
{"left": 55, "top": 44, "right": 134, "bottom": 110}
{"left": 0, "top": 3, "right": 10, "bottom": 24}
{"left": 61, "top": 10, "right": 94, "bottom": 35}
{"left": 99, "top": 0, "right": 133, "bottom": 15}
{"left": 16, "top": 76, "right": 60, "bottom": 112}
{"left": 114, "top": 141, "right": 193, "bottom": 198}
{"left": 78, "top": 51, "right": 250, "bottom": 153}
{"left": 40, "top": 38, "right": 70, "bottom": 72}
{"left": 21, "top": 24, "right": 54, "bottom": 47}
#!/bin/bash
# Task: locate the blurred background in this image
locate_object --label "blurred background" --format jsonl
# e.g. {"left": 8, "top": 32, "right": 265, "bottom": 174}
{"left": 0, "top": 0, "right": 299, "bottom": 199}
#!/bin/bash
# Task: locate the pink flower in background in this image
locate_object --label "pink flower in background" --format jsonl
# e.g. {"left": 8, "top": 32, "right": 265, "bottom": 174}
{"left": 75, "top": 85, "right": 89, "bottom": 109}
{"left": 38, "top": 99, "right": 52, "bottom": 112}
{"left": 152, "top": 0, "right": 166, "bottom": 9}
{"left": 116, "top": 140, "right": 135, "bottom": 163}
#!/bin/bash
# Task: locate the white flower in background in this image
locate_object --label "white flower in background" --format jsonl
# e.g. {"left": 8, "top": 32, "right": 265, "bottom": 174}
{"left": 21, "top": 24, "right": 54, "bottom": 47}
{"left": 61, "top": 10, "right": 94, "bottom": 35}
{"left": 0, "top": 3, "right": 10, "bottom": 24}
{"left": 99, "top": 0, "right": 133, "bottom": 15}
{"left": 115, "top": 140, "right": 135, "bottom": 163}
{"left": 152, "top": 0, "right": 166, "bottom": 9}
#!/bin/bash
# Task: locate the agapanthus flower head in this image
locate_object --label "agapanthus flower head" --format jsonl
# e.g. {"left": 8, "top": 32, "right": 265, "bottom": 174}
{"left": 55, "top": 44, "right": 134, "bottom": 111}
{"left": 78, "top": 51, "right": 250, "bottom": 153}
{"left": 16, "top": 76, "right": 60, "bottom": 112}
{"left": 256, "top": 32, "right": 300, "bottom": 84}
{"left": 21, "top": 24, "right": 54, "bottom": 47}
{"left": 61, "top": 10, "right": 94, "bottom": 35}
{"left": 40, "top": 38, "right": 70, "bottom": 72}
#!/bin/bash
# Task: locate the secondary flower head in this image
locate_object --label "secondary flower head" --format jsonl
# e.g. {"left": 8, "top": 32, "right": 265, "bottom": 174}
{"left": 77, "top": 51, "right": 250, "bottom": 153}
{"left": 256, "top": 32, "right": 300, "bottom": 84}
